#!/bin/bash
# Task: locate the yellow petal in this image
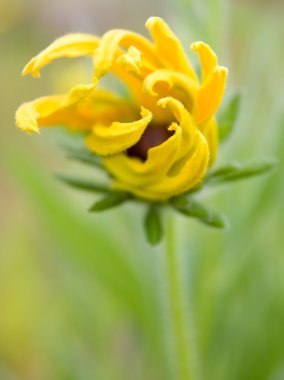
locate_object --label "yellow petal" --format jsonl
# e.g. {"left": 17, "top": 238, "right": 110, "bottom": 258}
{"left": 191, "top": 41, "right": 218, "bottom": 81}
{"left": 106, "top": 97, "right": 209, "bottom": 200}
{"left": 146, "top": 141, "right": 208, "bottom": 199}
{"left": 23, "top": 34, "right": 100, "bottom": 77}
{"left": 116, "top": 46, "right": 142, "bottom": 75}
{"left": 145, "top": 17, "right": 197, "bottom": 80}
{"left": 112, "top": 136, "right": 209, "bottom": 201}
{"left": 94, "top": 29, "right": 160, "bottom": 78}
{"left": 157, "top": 96, "right": 210, "bottom": 177}
{"left": 202, "top": 118, "right": 218, "bottom": 165}
{"left": 157, "top": 97, "right": 195, "bottom": 154}
{"left": 77, "top": 88, "right": 139, "bottom": 125}
{"left": 16, "top": 84, "right": 137, "bottom": 133}
{"left": 85, "top": 107, "right": 152, "bottom": 155}
{"left": 116, "top": 45, "right": 155, "bottom": 77}
{"left": 16, "top": 84, "right": 96, "bottom": 133}
{"left": 103, "top": 122, "right": 182, "bottom": 186}
{"left": 195, "top": 66, "right": 228, "bottom": 124}
{"left": 113, "top": 61, "right": 168, "bottom": 123}
{"left": 62, "top": 82, "right": 97, "bottom": 106}
{"left": 143, "top": 69, "right": 198, "bottom": 110}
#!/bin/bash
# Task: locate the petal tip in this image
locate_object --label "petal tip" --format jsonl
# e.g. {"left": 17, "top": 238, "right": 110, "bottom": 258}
{"left": 22, "top": 68, "right": 40, "bottom": 78}
{"left": 22, "top": 62, "right": 31, "bottom": 76}
{"left": 22, "top": 58, "right": 41, "bottom": 78}
{"left": 191, "top": 41, "right": 201, "bottom": 51}
{"left": 191, "top": 41, "right": 209, "bottom": 51}
{"left": 145, "top": 16, "right": 163, "bottom": 29}
{"left": 215, "top": 66, "right": 228, "bottom": 77}
{"left": 157, "top": 97, "right": 169, "bottom": 108}
{"left": 140, "top": 106, "right": 152, "bottom": 120}
{"left": 16, "top": 121, "right": 40, "bottom": 135}
{"left": 157, "top": 96, "right": 181, "bottom": 109}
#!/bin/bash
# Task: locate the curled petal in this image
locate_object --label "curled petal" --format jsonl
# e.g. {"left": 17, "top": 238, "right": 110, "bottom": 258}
{"left": 144, "top": 70, "right": 198, "bottom": 110}
{"left": 103, "top": 122, "right": 182, "bottom": 186}
{"left": 94, "top": 29, "right": 160, "bottom": 78}
{"left": 157, "top": 96, "right": 210, "bottom": 174}
{"left": 144, "top": 137, "right": 209, "bottom": 198}
{"left": 23, "top": 34, "right": 100, "bottom": 77}
{"left": 195, "top": 66, "right": 228, "bottom": 124}
{"left": 62, "top": 83, "right": 97, "bottom": 106}
{"left": 84, "top": 89, "right": 139, "bottom": 124}
{"left": 113, "top": 62, "right": 169, "bottom": 123}
{"left": 157, "top": 97, "right": 195, "bottom": 153}
{"left": 107, "top": 97, "right": 210, "bottom": 200}
{"left": 145, "top": 17, "right": 197, "bottom": 79}
{"left": 16, "top": 84, "right": 96, "bottom": 133}
{"left": 191, "top": 41, "right": 218, "bottom": 81}
{"left": 112, "top": 138, "right": 209, "bottom": 201}
{"left": 202, "top": 118, "right": 218, "bottom": 165}
{"left": 116, "top": 46, "right": 143, "bottom": 75}
{"left": 16, "top": 84, "right": 137, "bottom": 133}
{"left": 85, "top": 107, "right": 152, "bottom": 155}
{"left": 116, "top": 46, "right": 154, "bottom": 77}
{"left": 157, "top": 96, "right": 189, "bottom": 124}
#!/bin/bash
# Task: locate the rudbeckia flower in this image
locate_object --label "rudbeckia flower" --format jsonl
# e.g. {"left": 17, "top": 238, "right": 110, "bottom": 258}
{"left": 16, "top": 17, "right": 228, "bottom": 201}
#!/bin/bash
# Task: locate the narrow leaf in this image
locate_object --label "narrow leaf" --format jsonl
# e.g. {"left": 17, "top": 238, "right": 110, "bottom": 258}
{"left": 173, "top": 199, "right": 228, "bottom": 229}
{"left": 62, "top": 144, "right": 102, "bottom": 168}
{"left": 144, "top": 205, "right": 163, "bottom": 245}
{"left": 218, "top": 93, "right": 241, "bottom": 141}
{"left": 171, "top": 183, "right": 204, "bottom": 204}
{"left": 170, "top": 194, "right": 190, "bottom": 208}
{"left": 207, "top": 159, "right": 277, "bottom": 185}
{"left": 89, "top": 192, "right": 130, "bottom": 212}
{"left": 207, "top": 162, "right": 241, "bottom": 180}
{"left": 56, "top": 173, "right": 110, "bottom": 193}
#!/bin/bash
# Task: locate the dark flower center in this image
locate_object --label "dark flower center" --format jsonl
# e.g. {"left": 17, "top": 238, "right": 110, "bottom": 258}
{"left": 127, "top": 124, "right": 174, "bottom": 161}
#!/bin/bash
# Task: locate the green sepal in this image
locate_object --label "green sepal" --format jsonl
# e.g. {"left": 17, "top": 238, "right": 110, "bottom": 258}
{"left": 56, "top": 173, "right": 110, "bottom": 193}
{"left": 171, "top": 198, "right": 228, "bottom": 229}
{"left": 89, "top": 192, "right": 130, "bottom": 212}
{"left": 144, "top": 205, "right": 163, "bottom": 245}
{"left": 206, "top": 162, "right": 241, "bottom": 179}
{"left": 170, "top": 193, "right": 191, "bottom": 208}
{"left": 206, "top": 159, "right": 277, "bottom": 185}
{"left": 218, "top": 93, "right": 241, "bottom": 142}
{"left": 62, "top": 144, "right": 103, "bottom": 168}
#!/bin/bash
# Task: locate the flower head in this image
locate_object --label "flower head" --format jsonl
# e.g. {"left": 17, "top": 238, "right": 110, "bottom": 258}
{"left": 16, "top": 17, "right": 228, "bottom": 201}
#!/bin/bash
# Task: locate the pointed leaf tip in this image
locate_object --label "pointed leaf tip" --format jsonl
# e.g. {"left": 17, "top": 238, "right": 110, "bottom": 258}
{"left": 207, "top": 158, "right": 278, "bottom": 185}
{"left": 218, "top": 93, "right": 241, "bottom": 142}
{"left": 89, "top": 192, "right": 130, "bottom": 212}
{"left": 172, "top": 199, "right": 228, "bottom": 229}
{"left": 144, "top": 205, "right": 163, "bottom": 245}
{"left": 55, "top": 173, "right": 110, "bottom": 193}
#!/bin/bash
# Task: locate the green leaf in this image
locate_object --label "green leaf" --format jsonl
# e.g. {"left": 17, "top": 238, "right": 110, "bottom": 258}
{"left": 89, "top": 192, "right": 130, "bottom": 212}
{"left": 144, "top": 205, "right": 163, "bottom": 245}
{"left": 172, "top": 199, "right": 228, "bottom": 229}
{"left": 170, "top": 193, "right": 190, "bottom": 208}
{"left": 206, "top": 159, "right": 277, "bottom": 185}
{"left": 62, "top": 144, "right": 103, "bottom": 168}
{"left": 218, "top": 93, "right": 241, "bottom": 141}
{"left": 170, "top": 184, "right": 204, "bottom": 204}
{"left": 56, "top": 173, "right": 110, "bottom": 193}
{"left": 206, "top": 162, "right": 241, "bottom": 180}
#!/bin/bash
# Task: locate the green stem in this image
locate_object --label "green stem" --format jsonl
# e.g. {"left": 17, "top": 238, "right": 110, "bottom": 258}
{"left": 164, "top": 211, "right": 199, "bottom": 380}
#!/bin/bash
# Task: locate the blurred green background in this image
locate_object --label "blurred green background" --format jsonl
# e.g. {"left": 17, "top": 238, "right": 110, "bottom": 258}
{"left": 1, "top": 0, "right": 284, "bottom": 379}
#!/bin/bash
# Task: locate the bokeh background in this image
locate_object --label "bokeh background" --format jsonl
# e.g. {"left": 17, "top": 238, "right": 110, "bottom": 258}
{"left": 1, "top": 0, "right": 284, "bottom": 379}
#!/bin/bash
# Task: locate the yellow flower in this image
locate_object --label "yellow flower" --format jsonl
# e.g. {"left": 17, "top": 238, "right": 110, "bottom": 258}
{"left": 16, "top": 17, "right": 228, "bottom": 201}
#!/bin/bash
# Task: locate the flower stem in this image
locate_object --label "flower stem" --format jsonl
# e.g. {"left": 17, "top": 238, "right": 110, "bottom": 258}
{"left": 164, "top": 211, "right": 199, "bottom": 380}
